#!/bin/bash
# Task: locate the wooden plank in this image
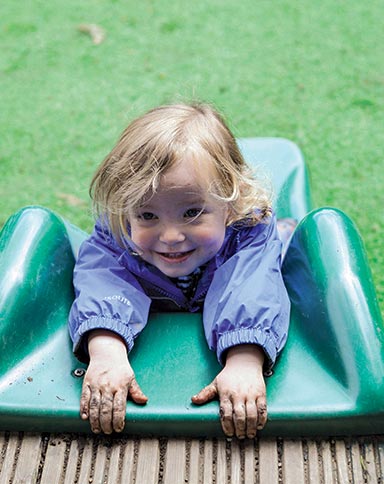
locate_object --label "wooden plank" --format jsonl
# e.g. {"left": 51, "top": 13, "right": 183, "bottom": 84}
{"left": 76, "top": 437, "right": 94, "bottom": 484}
{"left": 350, "top": 440, "right": 364, "bottom": 483}
{"left": 320, "top": 440, "right": 335, "bottom": 484}
{"left": 63, "top": 438, "right": 81, "bottom": 484}
{"left": 307, "top": 441, "right": 321, "bottom": 483}
{"left": 0, "top": 433, "right": 20, "bottom": 483}
{"left": 335, "top": 440, "right": 350, "bottom": 484}
{"left": 215, "top": 439, "right": 228, "bottom": 484}
{"left": 120, "top": 440, "right": 135, "bottom": 484}
{"left": 243, "top": 439, "right": 256, "bottom": 483}
{"left": 163, "top": 439, "right": 186, "bottom": 484}
{"left": 363, "top": 440, "right": 377, "bottom": 483}
{"left": 282, "top": 440, "right": 305, "bottom": 484}
{"left": 13, "top": 434, "right": 42, "bottom": 484}
{"left": 188, "top": 439, "right": 201, "bottom": 484}
{"left": 135, "top": 439, "right": 159, "bottom": 484}
{"left": 259, "top": 439, "right": 279, "bottom": 483}
{"left": 378, "top": 438, "right": 384, "bottom": 481}
{"left": 0, "top": 433, "right": 5, "bottom": 468}
{"left": 107, "top": 440, "right": 123, "bottom": 484}
{"left": 230, "top": 440, "right": 242, "bottom": 484}
{"left": 202, "top": 439, "right": 213, "bottom": 484}
{"left": 92, "top": 440, "right": 108, "bottom": 484}
{"left": 40, "top": 436, "right": 66, "bottom": 484}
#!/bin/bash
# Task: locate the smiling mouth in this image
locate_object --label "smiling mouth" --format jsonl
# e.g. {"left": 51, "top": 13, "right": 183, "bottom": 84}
{"left": 157, "top": 249, "right": 195, "bottom": 262}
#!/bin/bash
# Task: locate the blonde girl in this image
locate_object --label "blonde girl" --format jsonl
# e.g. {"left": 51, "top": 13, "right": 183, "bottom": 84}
{"left": 69, "top": 102, "right": 290, "bottom": 439}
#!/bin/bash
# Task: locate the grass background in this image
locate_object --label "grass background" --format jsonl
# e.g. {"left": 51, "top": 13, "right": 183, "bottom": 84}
{"left": 1, "top": 0, "right": 383, "bottom": 312}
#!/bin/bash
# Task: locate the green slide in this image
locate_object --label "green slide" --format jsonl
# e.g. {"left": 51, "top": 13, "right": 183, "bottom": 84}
{"left": 0, "top": 138, "right": 383, "bottom": 437}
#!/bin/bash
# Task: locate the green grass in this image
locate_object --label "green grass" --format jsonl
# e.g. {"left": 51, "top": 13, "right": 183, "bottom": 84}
{"left": 1, "top": 0, "right": 383, "bottom": 311}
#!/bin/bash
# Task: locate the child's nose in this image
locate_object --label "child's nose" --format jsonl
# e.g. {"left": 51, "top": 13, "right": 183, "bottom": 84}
{"left": 159, "top": 224, "right": 185, "bottom": 245}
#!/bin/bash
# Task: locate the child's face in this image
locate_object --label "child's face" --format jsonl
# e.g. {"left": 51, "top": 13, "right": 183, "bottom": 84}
{"left": 128, "top": 156, "right": 228, "bottom": 277}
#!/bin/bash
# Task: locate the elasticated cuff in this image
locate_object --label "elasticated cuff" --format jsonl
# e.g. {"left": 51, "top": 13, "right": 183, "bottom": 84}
{"left": 216, "top": 327, "right": 277, "bottom": 374}
{"left": 73, "top": 316, "right": 135, "bottom": 363}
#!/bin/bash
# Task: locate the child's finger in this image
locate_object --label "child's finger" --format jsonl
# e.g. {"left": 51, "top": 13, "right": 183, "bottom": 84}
{"left": 256, "top": 396, "right": 268, "bottom": 429}
{"left": 80, "top": 384, "right": 91, "bottom": 420}
{"left": 128, "top": 377, "right": 148, "bottom": 405}
{"left": 245, "top": 400, "right": 258, "bottom": 439}
{"left": 88, "top": 389, "right": 102, "bottom": 433}
{"left": 191, "top": 383, "right": 217, "bottom": 404}
{"left": 232, "top": 401, "right": 246, "bottom": 439}
{"left": 113, "top": 389, "right": 128, "bottom": 432}
{"left": 219, "top": 398, "right": 234, "bottom": 437}
{"left": 100, "top": 393, "right": 114, "bottom": 434}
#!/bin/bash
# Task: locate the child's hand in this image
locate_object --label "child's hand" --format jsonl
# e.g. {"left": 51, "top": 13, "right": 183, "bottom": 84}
{"left": 80, "top": 330, "right": 148, "bottom": 434}
{"left": 191, "top": 345, "right": 266, "bottom": 439}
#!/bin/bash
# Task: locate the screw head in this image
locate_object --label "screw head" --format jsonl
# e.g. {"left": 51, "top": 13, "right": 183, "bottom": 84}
{"left": 72, "top": 368, "right": 86, "bottom": 378}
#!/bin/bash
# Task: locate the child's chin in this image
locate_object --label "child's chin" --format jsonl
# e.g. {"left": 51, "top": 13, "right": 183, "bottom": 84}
{"left": 162, "top": 267, "right": 191, "bottom": 278}
{"left": 155, "top": 257, "right": 199, "bottom": 277}
{"left": 160, "top": 263, "right": 197, "bottom": 278}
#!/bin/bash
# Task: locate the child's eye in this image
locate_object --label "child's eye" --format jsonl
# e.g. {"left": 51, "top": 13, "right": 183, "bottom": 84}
{"left": 138, "top": 212, "right": 157, "bottom": 221}
{"left": 184, "top": 208, "right": 203, "bottom": 219}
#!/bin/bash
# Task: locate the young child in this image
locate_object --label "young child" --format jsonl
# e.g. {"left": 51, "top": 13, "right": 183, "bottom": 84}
{"left": 68, "top": 102, "right": 290, "bottom": 440}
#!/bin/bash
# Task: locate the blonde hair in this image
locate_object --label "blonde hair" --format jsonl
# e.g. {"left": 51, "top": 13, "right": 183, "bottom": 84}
{"left": 90, "top": 102, "right": 272, "bottom": 243}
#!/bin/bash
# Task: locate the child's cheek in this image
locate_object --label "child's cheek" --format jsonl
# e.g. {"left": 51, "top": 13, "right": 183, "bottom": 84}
{"left": 130, "top": 226, "right": 152, "bottom": 250}
{"left": 199, "top": 227, "right": 226, "bottom": 252}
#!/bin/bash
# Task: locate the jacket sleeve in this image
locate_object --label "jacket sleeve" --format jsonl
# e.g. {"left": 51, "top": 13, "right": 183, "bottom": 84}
{"left": 68, "top": 223, "right": 151, "bottom": 362}
{"left": 203, "top": 215, "right": 290, "bottom": 372}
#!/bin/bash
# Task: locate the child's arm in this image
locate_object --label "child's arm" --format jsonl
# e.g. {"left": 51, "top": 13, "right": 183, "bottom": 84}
{"left": 197, "top": 214, "right": 290, "bottom": 439}
{"left": 192, "top": 344, "right": 266, "bottom": 439}
{"left": 80, "top": 329, "right": 148, "bottom": 434}
{"left": 69, "top": 222, "right": 151, "bottom": 364}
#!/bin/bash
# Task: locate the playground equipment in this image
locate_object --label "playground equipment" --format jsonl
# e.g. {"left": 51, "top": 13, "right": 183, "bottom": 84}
{"left": 0, "top": 138, "right": 383, "bottom": 437}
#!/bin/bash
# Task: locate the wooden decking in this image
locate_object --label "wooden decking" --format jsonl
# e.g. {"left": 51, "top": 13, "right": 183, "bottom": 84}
{"left": 0, "top": 432, "right": 383, "bottom": 483}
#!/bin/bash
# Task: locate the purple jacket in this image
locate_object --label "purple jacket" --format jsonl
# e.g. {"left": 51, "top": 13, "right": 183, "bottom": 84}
{"left": 68, "top": 214, "right": 290, "bottom": 371}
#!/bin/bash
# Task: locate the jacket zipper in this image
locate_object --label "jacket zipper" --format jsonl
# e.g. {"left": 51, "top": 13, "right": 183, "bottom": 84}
{"left": 149, "top": 283, "right": 186, "bottom": 309}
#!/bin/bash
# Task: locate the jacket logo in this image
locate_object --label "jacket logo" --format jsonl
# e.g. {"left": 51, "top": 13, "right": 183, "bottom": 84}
{"left": 103, "top": 295, "right": 131, "bottom": 306}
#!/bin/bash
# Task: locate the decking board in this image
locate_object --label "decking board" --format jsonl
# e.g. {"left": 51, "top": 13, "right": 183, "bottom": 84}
{"left": 0, "top": 432, "right": 382, "bottom": 483}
